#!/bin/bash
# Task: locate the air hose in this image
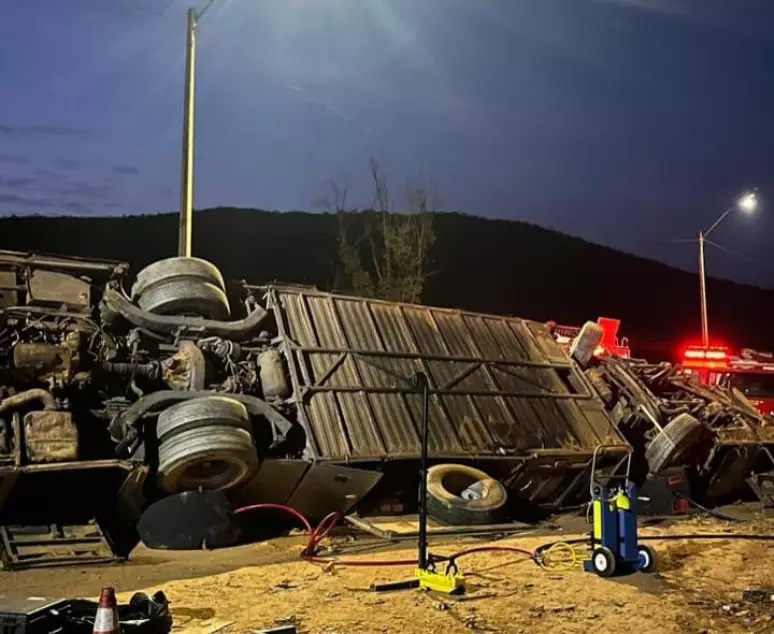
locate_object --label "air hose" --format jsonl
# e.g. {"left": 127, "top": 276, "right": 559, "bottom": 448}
{"left": 234, "top": 503, "right": 774, "bottom": 572}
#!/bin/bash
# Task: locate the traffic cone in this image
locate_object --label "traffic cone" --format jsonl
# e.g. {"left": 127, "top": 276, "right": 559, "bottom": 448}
{"left": 93, "top": 587, "right": 120, "bottom": 634}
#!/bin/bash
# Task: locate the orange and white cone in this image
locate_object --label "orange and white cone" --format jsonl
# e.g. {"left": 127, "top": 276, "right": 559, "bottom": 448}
{"left": 93, "top": 587, "right": 120, "bottom": 634}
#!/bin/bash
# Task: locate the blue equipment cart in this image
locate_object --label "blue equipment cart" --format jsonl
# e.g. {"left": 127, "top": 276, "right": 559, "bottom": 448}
{"left": 583, "top": 444, "right": 657, "bottom": 577}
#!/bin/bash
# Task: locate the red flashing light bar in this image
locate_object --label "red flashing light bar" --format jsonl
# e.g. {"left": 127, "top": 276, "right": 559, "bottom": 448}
{"left": 683, "top": 347, "right": 729, "bottom": 361}
{"left": 681, "top": 345, "right": 730, "bottom": 370}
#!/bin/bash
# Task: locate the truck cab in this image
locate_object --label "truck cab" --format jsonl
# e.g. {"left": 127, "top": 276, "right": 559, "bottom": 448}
{"left": 680, "top": 345, "right": 774, "bottom": 416}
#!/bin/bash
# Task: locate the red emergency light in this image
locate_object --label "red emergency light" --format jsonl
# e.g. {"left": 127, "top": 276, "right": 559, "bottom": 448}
{"left": 680, "top": 344, "right": 730, "bottom": 370}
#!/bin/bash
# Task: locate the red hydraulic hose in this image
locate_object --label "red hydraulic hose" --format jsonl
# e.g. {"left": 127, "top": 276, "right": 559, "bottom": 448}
{"left": 233, "top": 503, "right": 537, "bottom": 568}
{"left": 233, "top": 503, "right": 418, "bottom": 567}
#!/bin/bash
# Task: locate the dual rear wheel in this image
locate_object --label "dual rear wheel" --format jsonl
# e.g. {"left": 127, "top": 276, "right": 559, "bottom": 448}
{"left": 132, "top": 258, "right": 257, "bottom": 494}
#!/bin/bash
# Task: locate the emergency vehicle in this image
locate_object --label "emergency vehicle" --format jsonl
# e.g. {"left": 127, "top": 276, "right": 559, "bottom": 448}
{"left": 679, "top": 345, "right": 774, "bottom": 416}
{"left": 548, "top": 317, "right": 631, "bottom": 359}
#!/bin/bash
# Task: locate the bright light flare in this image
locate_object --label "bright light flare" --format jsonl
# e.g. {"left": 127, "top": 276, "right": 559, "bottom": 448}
{"left": 737, "top": 192, "right": 758, "bottom": 213}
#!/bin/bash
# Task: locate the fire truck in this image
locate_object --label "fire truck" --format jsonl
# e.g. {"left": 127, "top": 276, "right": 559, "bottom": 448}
{"left": 549, "top": 317, "right": 631, "bottom": 359}
{"left": 680, "top": 345, "right": 774, "bottom": 416}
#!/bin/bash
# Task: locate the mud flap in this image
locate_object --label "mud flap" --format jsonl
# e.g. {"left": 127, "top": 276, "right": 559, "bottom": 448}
{"left": 137, "top": 490, "right": 238, "bottom": 550}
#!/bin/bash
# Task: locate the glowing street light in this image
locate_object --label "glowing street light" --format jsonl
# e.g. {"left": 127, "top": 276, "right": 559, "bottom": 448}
{"left": 698, "top": 189, "right": 759, "bottom": 348}
{"left": 737, "top": 192, "right": 758, "bottom": 214}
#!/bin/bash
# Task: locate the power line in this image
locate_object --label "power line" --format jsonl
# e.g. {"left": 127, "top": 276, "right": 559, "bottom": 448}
{"left": 703, "top": 237, "right": 774, "bottom": 271}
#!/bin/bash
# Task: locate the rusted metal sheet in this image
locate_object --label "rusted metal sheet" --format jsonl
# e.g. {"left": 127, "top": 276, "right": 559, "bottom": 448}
{"left": 263, "top": 286, "right": 626, "bottom": 462}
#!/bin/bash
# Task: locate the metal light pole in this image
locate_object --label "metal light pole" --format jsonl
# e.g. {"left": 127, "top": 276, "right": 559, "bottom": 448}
{"left": 698, "top": 191, "right": 758, "bottom": 348}
{"left": 178, "top": 1, "right": 216, "bottom": 258}
{"left": 698, "top": 230, "right": 709, "bottom": 347}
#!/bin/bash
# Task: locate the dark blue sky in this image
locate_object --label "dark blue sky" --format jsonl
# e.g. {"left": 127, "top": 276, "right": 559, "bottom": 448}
{"left": 2, "top": 0, "right": 774, "bottom": 286}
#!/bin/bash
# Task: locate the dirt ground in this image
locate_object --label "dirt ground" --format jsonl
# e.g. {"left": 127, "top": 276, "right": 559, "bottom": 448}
{"left": 6, "top": 513, "right": 774, "bottom": 634}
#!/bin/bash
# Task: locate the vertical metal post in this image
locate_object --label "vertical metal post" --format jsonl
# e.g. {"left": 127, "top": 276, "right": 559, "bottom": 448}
{"left": 698, "top": 231, "right": 709, "bottom": 348}
{"left": 178, "top": 7, "right": 197, "bottom": 258}
{"left": 415, "top": 371, "right": 430, "bottom": 570}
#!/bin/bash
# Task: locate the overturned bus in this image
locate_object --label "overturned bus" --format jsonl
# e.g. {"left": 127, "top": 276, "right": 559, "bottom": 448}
{"left": 0, "top": 250, "right": 629, "bottom": 568}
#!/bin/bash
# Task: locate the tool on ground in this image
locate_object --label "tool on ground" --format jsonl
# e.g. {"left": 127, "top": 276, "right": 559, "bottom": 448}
{"left": 92, "top": 587, "right": 120, "bottom": 634}
{"left": 371, "top": 372, "right": 466, "bottom": 594}
{"left": 583, "top": 444, "right": 657, "bottom": 577}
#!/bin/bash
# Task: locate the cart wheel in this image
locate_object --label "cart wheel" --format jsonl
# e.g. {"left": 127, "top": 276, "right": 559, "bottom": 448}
{"left": 637, "top": 545, "right": 656, "bottom": 573}
{"left": 591, "top": 547, "right": 617, "bottom": 578}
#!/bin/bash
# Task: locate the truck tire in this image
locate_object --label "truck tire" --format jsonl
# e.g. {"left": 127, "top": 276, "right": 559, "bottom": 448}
{"left": 131, "top": 257, "right": 230, "bottom": 320}
{"left": 645, "top": 413, "right": 706, "bottom": 474}
{"left": 425, "top": 464, "right": 507, "bottom": 526}
{"left": 156, "top": 396, "right": 258, "bottom": 493}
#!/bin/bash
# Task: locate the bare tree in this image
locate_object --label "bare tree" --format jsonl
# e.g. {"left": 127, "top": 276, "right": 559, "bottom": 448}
{"left": 324, "top": 160, "right": 436, "bottom": 304}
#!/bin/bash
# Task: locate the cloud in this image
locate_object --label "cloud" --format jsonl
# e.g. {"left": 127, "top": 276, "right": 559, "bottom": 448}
{"left": 0, "top": 153, "right": 28, "bottom": 164}
{"left": 58, "top": 182, "right": 113, "bottom": 201}
{"left": 56, "top": 159, "right": 80, "bottom": 170}
{"left": 0, "top": 176, "right": 36, "bottom": 189}
{"left": 0, "top": 193, "right": 53, "bottom": 208}
{"left": 113, "top": 165, "right": 140, "bottom": 175}
{"left": 61, "top": 201, "right": 93, "bottom": 213}
{"left": 0, "top": 123, "right": 90, "bottom": 137}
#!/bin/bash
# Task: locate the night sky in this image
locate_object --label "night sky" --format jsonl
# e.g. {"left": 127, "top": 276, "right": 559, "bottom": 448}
{"left": 2, "top": 0, "right": 774, "bottom": 287}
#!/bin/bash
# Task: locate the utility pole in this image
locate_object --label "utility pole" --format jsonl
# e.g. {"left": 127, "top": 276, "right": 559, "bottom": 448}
{"left": 698, "top": 231, "right": 708, "bottom": 349}
{"left": 177, "top": 1, "right": 216, "bottom": 257}
{"left": 178, "top": 7, "right": 197, "bottom": 258}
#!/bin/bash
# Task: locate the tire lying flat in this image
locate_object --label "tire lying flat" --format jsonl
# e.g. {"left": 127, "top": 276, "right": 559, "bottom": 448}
{"left": 425, "top": 463, "right": 508, "bottom": 526}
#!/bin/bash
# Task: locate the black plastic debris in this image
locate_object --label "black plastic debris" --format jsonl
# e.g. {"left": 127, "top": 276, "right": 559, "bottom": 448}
{"left": 0, "top": 597, "right": 71, "bottom": 634}
{"left": 742, "top": 589, "right": 774, "bottom": 604}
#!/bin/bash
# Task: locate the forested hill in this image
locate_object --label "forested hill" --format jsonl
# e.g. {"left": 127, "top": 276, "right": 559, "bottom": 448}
{"left": 0, "top": 208, "right": 771, "bottom": 360}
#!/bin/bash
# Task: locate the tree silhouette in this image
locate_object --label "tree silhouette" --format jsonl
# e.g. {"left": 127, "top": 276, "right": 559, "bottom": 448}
{"left": 323, "top": 159, "right": 436, "bottom": 303}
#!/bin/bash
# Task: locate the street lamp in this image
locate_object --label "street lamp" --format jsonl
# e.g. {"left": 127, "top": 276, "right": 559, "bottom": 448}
{"left": 178, "top": 0, "right": 216, "bottom": 258}
{"left": 698, "top": 190, "right": 758, "bottom": 347}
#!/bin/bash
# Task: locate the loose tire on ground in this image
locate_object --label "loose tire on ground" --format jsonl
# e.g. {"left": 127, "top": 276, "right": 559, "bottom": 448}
{"left": 425, "top": 463, "right": 508, "bottom": 526}
{"left": 644, "top": 412, "right": 706, "bottom": 474}
{"left": 131, "top": 257, "right": 230, "bottom": 320}
{"left": 156, "top": 396, "right": 258, "bottom": 493}
{"left": 591, "top": 546, "right": 617, "bottom": 577}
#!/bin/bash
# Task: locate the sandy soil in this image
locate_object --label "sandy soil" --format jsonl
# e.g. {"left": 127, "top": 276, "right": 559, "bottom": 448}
{"left": 6, "top": 515, "right": 774, "bottom": 634}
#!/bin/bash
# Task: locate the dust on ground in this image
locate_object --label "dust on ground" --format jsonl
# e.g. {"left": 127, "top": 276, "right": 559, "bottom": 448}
{"left": 7, "top": 514, "right": 774, "bottom": 634}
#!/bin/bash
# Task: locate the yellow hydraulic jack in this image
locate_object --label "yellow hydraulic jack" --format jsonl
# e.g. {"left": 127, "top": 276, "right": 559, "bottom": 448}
{"left": 372, "top": 372, "right": 466, "bottom": 595}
